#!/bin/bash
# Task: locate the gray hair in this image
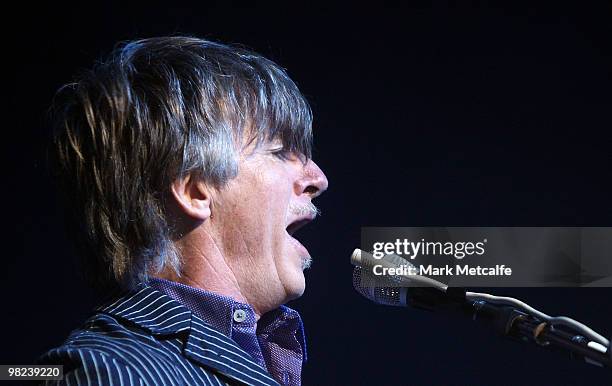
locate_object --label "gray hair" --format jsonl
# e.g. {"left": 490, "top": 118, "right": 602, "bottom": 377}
{"left": 51, "top": 36, "right": 313, "bottom": 291}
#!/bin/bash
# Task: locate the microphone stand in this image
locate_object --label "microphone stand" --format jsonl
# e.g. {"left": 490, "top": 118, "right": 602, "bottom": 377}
{"left": 407, "top": 287, "right": 612, "bottom": 368}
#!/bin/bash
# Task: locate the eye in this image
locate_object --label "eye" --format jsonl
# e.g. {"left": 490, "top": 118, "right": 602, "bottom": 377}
{"left": 270, "top": 148, "right": 293, "bottom": 161}
{"left": 270, "top": 147, "right": 308, "bottom": 164}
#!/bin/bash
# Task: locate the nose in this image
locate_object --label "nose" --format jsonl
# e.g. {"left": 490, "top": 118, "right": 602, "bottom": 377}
{"left": 295, "top": 159, "right": 329, "bottom": 199}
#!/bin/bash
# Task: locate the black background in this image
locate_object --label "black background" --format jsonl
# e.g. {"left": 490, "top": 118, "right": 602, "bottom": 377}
{"left": 4, "top": 2, "right": 612, "bottom": 385}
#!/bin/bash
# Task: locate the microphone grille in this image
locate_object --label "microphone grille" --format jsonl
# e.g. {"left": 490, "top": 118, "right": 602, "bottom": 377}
{"left": 352, "top": 266, "right": 407, "bottom": 307}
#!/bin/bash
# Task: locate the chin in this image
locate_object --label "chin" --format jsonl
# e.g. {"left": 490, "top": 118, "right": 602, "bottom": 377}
{"left": 278, "top": 241, "right": 309, "bottom": 301}
{"left": 282, "top": 269, "right": 306, "bottom": 301}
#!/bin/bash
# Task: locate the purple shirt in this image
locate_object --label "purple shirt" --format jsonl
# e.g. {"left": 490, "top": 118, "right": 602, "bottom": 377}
{"left": 148, "top": 278, "right": 307, "bottom": 386}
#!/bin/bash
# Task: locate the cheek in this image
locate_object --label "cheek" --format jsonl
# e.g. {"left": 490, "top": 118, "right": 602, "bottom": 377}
{"left": 252, "top": 173, "right": 291, "bottom": 214}
{"left": 255, "top": 171, "right": 294, "bottom": 250}
{"left": 253, "top": 166, "right": 293, "bottom": 209}
{"left": 233, "top": 169, "right": 292, "bottom": 242}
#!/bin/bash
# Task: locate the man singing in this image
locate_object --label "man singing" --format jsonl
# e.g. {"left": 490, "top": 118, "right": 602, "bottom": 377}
{"left": 40, "top": 36, "right": 328, "bottom": 386}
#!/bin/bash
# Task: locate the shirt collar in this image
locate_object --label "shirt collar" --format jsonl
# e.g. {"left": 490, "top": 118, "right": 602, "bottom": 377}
{"left": 147, "top": 277, "right": 307, "bottom": 363}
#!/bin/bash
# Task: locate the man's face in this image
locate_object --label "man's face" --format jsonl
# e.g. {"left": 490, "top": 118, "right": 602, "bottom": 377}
{"left": 209, "top": 141, "right": 328, "bottom": 314}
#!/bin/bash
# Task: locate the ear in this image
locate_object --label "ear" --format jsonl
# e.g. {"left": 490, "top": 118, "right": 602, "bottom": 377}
{"left": 170, "top": 174, "right": 212, "bottom": 221}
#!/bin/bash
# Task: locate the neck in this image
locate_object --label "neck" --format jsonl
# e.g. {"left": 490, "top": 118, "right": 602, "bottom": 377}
{"left": 155, "top": 227, "right": 265, "bottom": 319}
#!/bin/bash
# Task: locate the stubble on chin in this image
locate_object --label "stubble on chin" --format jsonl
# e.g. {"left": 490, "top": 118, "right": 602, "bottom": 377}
{"left": 301, "top": 255, "right": 312, "bottom": 270}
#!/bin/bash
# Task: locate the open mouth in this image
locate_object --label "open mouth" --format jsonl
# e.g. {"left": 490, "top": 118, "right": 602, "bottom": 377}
{"left": 286, "top": 218, "right": 312, "bottom": 237}
{"left": 285, "top": 217, "right": 314, "bottom": 257}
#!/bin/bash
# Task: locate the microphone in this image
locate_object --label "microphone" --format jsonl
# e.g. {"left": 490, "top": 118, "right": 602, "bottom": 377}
{"left": 351, "top": 248, "right": 464, "bottom": 312}
{"left": 351, "top": 248, "right": 612, "bottom": 368}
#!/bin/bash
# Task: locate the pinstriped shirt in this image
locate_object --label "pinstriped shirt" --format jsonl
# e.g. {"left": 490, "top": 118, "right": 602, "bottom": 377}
{"left": 147, "top": 278, "right": 306, "bottom": 386}
{"left": 38, "top": 284, "right": 291, "bottom": 385}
